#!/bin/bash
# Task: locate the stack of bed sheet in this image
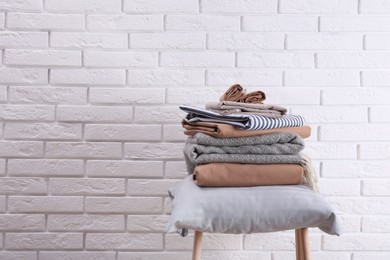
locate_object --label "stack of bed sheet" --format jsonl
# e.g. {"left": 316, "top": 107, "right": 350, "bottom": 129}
{"left": 164, "top": 84, "right": 342, "bottom": 238}
{"left": 179, "top": 84, "right": 318, "bottom": 191}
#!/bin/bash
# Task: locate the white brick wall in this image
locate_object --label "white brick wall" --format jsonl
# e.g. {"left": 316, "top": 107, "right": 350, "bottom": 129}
{"left": 0, "top": 0, "right": 389, "bottom": 259}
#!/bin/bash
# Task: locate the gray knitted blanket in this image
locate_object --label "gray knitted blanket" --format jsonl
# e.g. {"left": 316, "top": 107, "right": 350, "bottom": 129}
{"left": 184, "top": 152, "right": 304, "bottom": 174}
{"left": 184, "top": 132, "right": 305, "bottom": 174}
{"left": 188, "top": 132, "right": 304, "bottom": 147}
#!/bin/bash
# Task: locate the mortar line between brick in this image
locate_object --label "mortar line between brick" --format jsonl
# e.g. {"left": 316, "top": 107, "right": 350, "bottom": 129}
{"left": 121, "top": 0, "right": 125, "bottom": 12}
{"left": 317, "top": 16, "right": 320, "bottom": 32}
{"left": 163, "top": 14, "right": 167, "bottom": 32}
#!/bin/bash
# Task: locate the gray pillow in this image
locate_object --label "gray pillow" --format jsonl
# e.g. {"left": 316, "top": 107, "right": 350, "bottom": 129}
{"left": 166, "top": 175, "right": 341, "bottom": 236}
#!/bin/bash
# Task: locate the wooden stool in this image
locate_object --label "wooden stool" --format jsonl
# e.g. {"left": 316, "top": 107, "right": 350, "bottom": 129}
{"left": 192, "top": 228, "right": 311, "bottom": 260}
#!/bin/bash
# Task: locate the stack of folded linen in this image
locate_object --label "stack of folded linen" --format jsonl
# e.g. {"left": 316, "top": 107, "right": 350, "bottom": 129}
{"left": 179, "top": 84, "right": 318, "bottom": 191}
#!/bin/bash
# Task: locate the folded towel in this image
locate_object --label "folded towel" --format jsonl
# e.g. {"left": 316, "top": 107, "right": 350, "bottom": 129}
{"left": 238, "top": 90, "right": 266, "bottom": 103}
{"left": 219, "top": 84, "right": 245, "bottom": 102}
{"left": 180, "top": 104, "right": 305, "bottom": 130}
{"left": 182, "top": 119, "right": 311, "bottom": 139}
{"left": 193, "top": 163, "right": 304, "bottom": 187}
{"left": 220, "top": 84, "right": 266, "bottom": 103}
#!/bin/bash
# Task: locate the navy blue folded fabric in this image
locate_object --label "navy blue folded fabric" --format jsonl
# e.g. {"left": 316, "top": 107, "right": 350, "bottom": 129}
{"left": 180, "top": 104, "right": 305, "bottom": 131}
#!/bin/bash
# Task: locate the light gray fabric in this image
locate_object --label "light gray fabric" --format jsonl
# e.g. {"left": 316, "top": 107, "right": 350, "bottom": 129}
{"left": 166, "top": 175, "right": 341, "bottom": 236}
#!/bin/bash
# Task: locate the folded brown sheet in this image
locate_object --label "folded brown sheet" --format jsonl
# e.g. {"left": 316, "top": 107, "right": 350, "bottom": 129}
{"left": 182, "top": 119, "right": 311, "bottom": 139}
{"left": 238, "top": 90, "right": 266, "bottom": 103}
{"left": 220, "top": 84, "right": 245, "bottom": 102}
{"left": 193, "top": 163, "right": 304, "bottom": 187}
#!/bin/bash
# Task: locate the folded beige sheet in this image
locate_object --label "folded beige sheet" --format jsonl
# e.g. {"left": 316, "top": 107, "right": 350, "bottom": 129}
{"left": 207, "top": 101, "right": 286, "bottom": 113}
{"left": 206, "top": 100, "right": 287, "bottom": 118}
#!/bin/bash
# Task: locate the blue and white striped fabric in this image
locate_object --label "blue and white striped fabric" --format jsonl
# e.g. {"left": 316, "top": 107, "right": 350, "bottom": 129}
{"left": 180, "top": 105, "right": 306, "bottom": 130}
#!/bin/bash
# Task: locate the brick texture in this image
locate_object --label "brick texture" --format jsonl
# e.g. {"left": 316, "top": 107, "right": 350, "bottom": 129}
{"left": 0, "top": 0, "right": 387, "bottom": 258}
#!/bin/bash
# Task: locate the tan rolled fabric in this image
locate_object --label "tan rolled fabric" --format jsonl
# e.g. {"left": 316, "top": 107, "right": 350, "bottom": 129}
{"left": 182, "top": 119, "right": 311, "bottom": 139}
{"left": 193, "top": 163, "right": 305, "bottom": 187}
{"left": 238, "top": 90, "right": 266, "bottom": 104}
{"left": 219, "top": 84, "right": 245, "bottom": 102}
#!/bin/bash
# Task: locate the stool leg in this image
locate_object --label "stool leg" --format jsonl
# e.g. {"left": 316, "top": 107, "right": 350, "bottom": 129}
{"left": 295, "top": 229, "right": 302, "bottom": 260}
{"left": 295, "top": 228, "right": 306, "bottom": 260}
{"left": 301, "top": 228, "right": 311, "bottom": 260}
{"left": 192, "top": 231, "right": 203, "bottom": 260}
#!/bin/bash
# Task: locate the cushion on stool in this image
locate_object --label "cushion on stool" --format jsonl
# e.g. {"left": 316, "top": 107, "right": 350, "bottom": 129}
{"left": 165, "top": 175, "right": 341, "bottom": 235}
